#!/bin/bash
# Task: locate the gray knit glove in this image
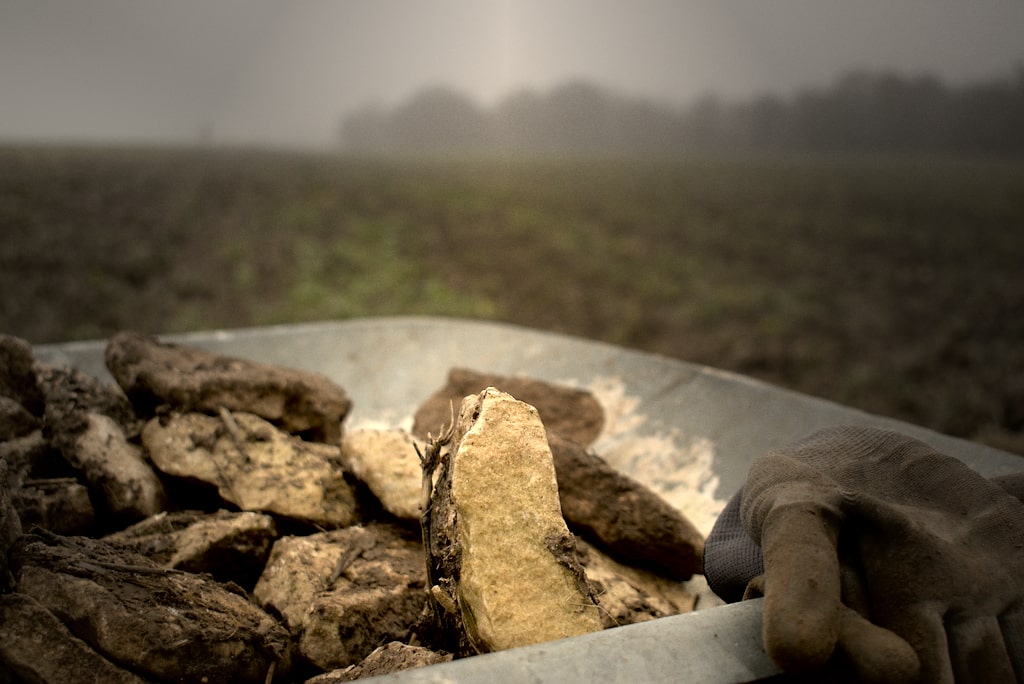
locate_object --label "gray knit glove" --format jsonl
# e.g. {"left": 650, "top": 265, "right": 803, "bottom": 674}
{"left": 738, "top": 425, "right": 1024, "bottom": 683}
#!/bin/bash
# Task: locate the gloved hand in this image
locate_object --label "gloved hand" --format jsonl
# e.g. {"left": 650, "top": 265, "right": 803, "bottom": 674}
{"left": 736, "top": 425, "right": 1024, "bottom": 683}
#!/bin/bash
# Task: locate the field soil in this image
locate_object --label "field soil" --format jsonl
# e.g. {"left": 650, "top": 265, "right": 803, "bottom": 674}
{"left": 2, "top": 145, "right": 1023, "bottom": 455}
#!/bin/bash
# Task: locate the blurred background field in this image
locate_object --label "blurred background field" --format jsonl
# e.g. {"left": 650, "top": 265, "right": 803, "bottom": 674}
{"left": 2, "top": 146, "right": 1023, "bottom": 454}
{"left": 4, "top": 0, "right": 1024, "bottom": 456}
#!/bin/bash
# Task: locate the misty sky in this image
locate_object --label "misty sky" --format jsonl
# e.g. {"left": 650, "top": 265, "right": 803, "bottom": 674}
{"left": 3, "top": 1, "right": 1023, "bottom": 148}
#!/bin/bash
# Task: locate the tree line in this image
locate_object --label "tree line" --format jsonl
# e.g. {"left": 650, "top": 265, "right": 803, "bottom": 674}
{"left": 339, "top": 68, "right": 1024, "bottom": 157}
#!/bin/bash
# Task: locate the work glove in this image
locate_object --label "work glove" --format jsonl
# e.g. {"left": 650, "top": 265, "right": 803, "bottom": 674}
{"left": 724, "top": 425, "right": 1024, "bottom": 683}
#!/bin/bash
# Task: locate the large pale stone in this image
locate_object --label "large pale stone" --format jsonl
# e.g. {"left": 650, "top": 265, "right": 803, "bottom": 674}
{"left": 436, "top": 387, "right": 603, "bottom": 653}
{"left": 142, "top": 411, "right": 357, "bottom": 528}
{"left": 341, "top": 428, "right": 423, "bottom": 521}
{"left": 414, "top": 370, "right": 704, "bottom": 580}
{"left": 253, "top": 525, "right": 426, "bottom": 671}
{"left": 413, "top": 368, "right": 605, "bottom": 447}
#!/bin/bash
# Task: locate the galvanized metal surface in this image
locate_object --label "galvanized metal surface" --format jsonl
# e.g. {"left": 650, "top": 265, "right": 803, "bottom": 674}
{"left": 362, "top": 599, "right": 776, "bottom": 684}
{"left": 34, "top": 316, "right": 1024, "bottom": 683}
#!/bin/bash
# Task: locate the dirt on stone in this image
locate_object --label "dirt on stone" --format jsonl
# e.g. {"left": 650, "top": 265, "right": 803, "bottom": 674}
{"left": 0, "top": 331, "right": 706, "bottom": 683}
{"left": 12, "top": 529, "right": 292, "bottom": 684}
{"left": 106, "top": 330, "right": 352, "bottom": 443}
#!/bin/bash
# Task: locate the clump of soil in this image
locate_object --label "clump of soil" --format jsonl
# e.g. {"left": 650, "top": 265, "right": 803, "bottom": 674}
{"left": 0, "top": 332, "right": 706, "bottom": 683}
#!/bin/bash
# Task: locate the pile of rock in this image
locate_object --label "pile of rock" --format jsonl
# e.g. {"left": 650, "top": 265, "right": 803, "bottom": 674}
{"left": 0, "top": 332, "right": 705, "bottom": 683}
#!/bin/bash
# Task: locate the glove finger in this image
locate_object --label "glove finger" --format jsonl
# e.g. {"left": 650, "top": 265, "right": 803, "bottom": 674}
{"left": 760, "top": 502, "right": 842, "bottom": 672}
{"left": 835, "top": 607, "right": 919, "bottom": 684}
{"left": 880, "top": 607, "right": 955, "bottom": 684}
{"left": 946, "top": 613, "right": 1019, "bottom": 683}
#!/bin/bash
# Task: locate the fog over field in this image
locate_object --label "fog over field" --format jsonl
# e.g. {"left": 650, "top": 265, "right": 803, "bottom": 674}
{"left": 2, "top": 1, "right": 1023, "bottom": 148}
{"left": 3, "top": 3, "right": 1024, "bottom": 455}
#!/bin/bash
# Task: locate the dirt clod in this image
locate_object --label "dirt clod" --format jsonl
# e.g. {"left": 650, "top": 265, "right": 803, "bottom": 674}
{"left": 253, "top": 523, "right": 426, "bottom": 671}
{"left": 106, "top": 330, "right": 352, "bottom": 443}
{"left": 105, "top": 509, "right": 278, "bottom": 590}
{"left": 37, "top": 363, "right": 166, "bottom": 525}
{"left": 0, "top": 592, "right": 149, "bottom": 684}
{"left": 413, "top": 367, "right": 605, "bottom": 447}
{"left": 11, "top": 529, "right": 293, "bottom": 684}
{"left": 550, "top": 431, "right": 704, "bottom": 580}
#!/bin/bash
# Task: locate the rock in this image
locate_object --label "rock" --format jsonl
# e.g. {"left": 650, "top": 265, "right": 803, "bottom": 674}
{"left": 76, "top": 413, "right": 168, "bottom": 523}
{"left": 142, "top": 411, "right": 358, "bottom": 528}
{"left": 37, "top": 363, "right": 166, "bottom": 524}
{"left": 575, "top": 538, "right": 695, "bottom": 629}
{"left": 106, "top": 331, "right": 351, "bottom": 443}
{"left": 412, "top": 368, "right": 605, "bottom": 448}
{"left": 0, "top": 592, "right": 149, "bottom": 684}
{"left": 105, "top": 509, "right": 278, "bottom": 589}
{"left": 36, "top": 362, "right": 141, "bottom": 439}
{"left": 0, "top": 395, "right": 38, "bottom": 440}
{"left": 307, "top": 642, "right": 453, "bottom": 683}
{"left": 0, "top": 429, "right": 50, "bottom": 487}
{"left": 413, "top": 370, "right": 704, "bottom": 580}
{"left": 2, "top": 430, "right": 96, "bottom": 535}
{"left": 426, "top": 388, "right": 603, "bottom": 655}
{"left": 1, "top": 460, "right": 21, "bottom": 591}
{"left": 12, "top": 478, "right": 96, "bottom": 536}
{"left": 253, "top": 524, "right": 426, "bottom": 671}
{"left": 0, "top": 334, "right": 44, "bottom": 415}
{"left": 549, "top": 432, "right": 704, "bottom": 580}
{"left": 341, "top": 428, "right": 423, "bottom": 521}
{"left": 11, "top": 530, "right": 292, "bottom": 684}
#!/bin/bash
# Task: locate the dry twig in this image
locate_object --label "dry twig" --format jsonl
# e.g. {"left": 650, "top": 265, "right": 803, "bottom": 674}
{"left": 414, "top": 401, "right": 456, "bottom": 604}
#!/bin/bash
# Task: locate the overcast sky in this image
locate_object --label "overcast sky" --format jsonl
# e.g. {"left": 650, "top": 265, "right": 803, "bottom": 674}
{"left": 3, "top": 0, "right": 1023, "bottom": 148}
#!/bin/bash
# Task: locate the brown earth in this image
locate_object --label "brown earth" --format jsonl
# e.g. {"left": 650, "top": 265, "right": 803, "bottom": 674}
{"left": 2, "top": 146, "right": 1023, "bottom": 455}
